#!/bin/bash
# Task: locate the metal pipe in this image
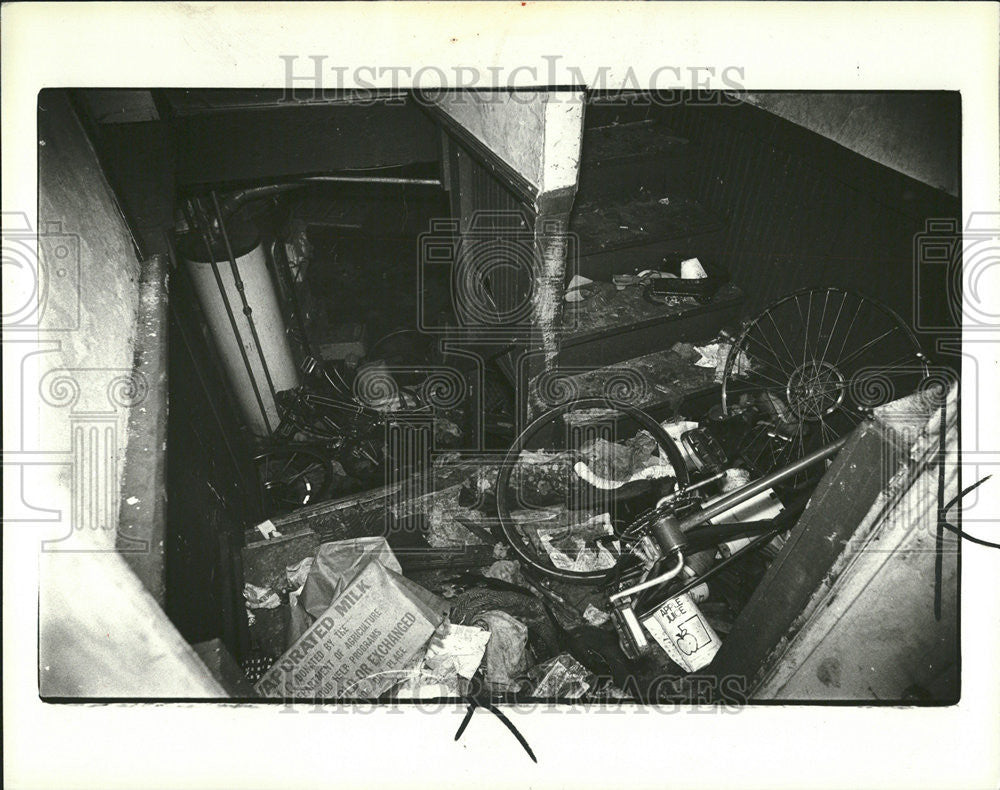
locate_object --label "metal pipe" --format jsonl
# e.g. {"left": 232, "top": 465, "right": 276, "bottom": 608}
{"left": 165, "top": 231, "right": 256, "bottom": 495}
{"left": 217, "top": 175, "right": 441, "bottom": 221}
{"left": 677, "top": 435, "right": 848, "bottom": 532}
{"left": 211, "top": 191, "right": 279, "bottom": 409}
{"left": 302, "top": 175, "right": 441, "bottom": 186}
{"left": 636, "top": 530, "right": 780, "bottom": 619}
{"left": 610, "top": 551, "right": 685, "bottom": 602}
{"left": 188, "top": 204, "right": 273, "bottom": 435}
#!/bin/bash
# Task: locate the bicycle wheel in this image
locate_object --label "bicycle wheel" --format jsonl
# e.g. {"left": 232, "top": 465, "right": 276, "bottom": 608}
{"left": 721, "top": 287, "right": 929, "bottom": 487}
{"left": 496, "top": 398, "right": 690, "bottom": 583}
{"left": 255, "top": 446, "right": 332, "bottom": 516}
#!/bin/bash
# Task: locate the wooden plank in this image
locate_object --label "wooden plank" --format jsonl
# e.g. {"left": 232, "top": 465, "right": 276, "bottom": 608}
{"left": 709, "top": 421, "right": 907, "bottom": 688}
{"left": 754, "top": 390, "right": 959, "bottom": 701}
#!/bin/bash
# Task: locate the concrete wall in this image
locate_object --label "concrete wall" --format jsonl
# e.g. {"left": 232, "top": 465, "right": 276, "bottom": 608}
{"left": 432, "top": 90, "right": 583, "bottom": 194}
{"left": 740, "top": 92, "right": 960, "bottom": 196}
{"left": 33, "top": 89, "right": 222, "bottom": 696}
{"left": 37, "top": 88, "right": 142, "bottom": 550}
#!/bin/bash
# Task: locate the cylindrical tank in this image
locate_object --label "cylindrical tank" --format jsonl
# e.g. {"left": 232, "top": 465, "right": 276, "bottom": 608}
{"left": 180, "top": 219, "right": 299, "bottom": 436}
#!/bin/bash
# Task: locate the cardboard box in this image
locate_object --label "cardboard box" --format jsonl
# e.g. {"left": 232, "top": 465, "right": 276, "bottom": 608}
{"left": 255, "top": 559, "right": 445, "bottom": 699}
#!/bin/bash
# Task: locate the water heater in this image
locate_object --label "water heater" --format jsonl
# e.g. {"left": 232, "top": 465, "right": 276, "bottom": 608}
{"left": 180, "top": 219, "right": 299, "bottom": 436}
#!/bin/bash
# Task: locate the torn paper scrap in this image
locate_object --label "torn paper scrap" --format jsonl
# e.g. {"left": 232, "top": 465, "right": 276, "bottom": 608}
{"left": 470, "top": 610, "right": 528, "bottom": 691}
{"left": 244, "top": 583, "right": 281, "bottom": 610}
{"left": 422, "top": 621, "right": 491, "bottom": 680}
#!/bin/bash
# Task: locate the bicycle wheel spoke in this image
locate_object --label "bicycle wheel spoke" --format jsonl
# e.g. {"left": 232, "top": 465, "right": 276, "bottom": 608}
{"left": 774, "top": 425, "right": 801, "bottom": 467}
{"left": 833, "top": 297, "right": 864, "bottom": 366}
{"left": 818, "top": 290, "right": 848, "bottom": 367}
{"left": 726, "top": 381, "right": 788, "bottom": 397}
{"left": 836, "top": 325, "right": 899, "bottom": 370}
{"left": 732, "top": 365, "right": 790, "bottom": 390}
{"left": 278, "top": 451, "right": 298, "bottom": 478}
{"left": 818, "top": 415, "right": 838, "bottom": 445}
{"left": 766, "top": 310, "right": 798, "bottom": 371}
{"left": 816, "top": 289, "right": 831, "bottom": 361}
{"left": 803, "top": 291, "right": 814, "bottom": 365}
{"left": 753, "top": 323, "right": 794, "bottom": 376}
{"left": 743, "top": 329, "right": 792, "bottom": 377}
{"left": 283, "top": 462, "right": 320, "bottom": 486}
{"left": 852, "top": 355, "right": 923, "bottom": 378}
{"left": 739, "top": 422, "right": 772, "bottom": 464}
{"left": 832, "top": 402, "right": 864, "bottom": 424}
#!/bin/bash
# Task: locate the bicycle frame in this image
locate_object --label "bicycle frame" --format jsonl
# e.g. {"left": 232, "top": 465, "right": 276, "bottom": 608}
{"left": 610, "top": 433, "right": 849, "bottom": 658}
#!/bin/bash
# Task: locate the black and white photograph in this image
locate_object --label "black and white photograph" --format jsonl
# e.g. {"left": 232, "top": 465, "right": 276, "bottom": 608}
{"left": 4, "top": 3, "right": 999, "bottom": 789}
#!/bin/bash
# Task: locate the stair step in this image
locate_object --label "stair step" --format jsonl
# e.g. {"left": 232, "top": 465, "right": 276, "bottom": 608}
{"left": 577, "top": 119, "right": 695, "bottom": 200}
{"left": 582, "top": 119, "right": 690, "bottom": 167}
{"left": 558, "top": 279, "right": 744, "bottom": 369}
{"left": 529, "top": 345, "right": 722, "bottom": 417}
{"left": 570, "top": 191, "right": 722, "bottom": 258}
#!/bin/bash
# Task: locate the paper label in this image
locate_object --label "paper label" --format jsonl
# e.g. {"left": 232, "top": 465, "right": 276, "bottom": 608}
{"left": 642, "top": 593, "right": 721, "bottom": 672}
{"left": 255, "top": 561, "right": 437, "bottom": 699}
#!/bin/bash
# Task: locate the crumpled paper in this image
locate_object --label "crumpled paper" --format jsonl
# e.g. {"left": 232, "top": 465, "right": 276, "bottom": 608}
{"left": 394, "top": 620, "right": 492, "bottom": 698}
{"left": 285, "top": 556, "right": 314, "bottom": 609}
{"left": 680, "top": 257, "right": 708, "bottom": 279}
{"left": 483, "top": 559, "right": 526, "bottom": 586}
{"left": 564, "top": 274, "right": 596, "bottom": 302}
{"left": 691, "top": 337, "right": 753, "bottom": 383}
{"left": 243, "top": 583, "right": 280, "bottom": 609}
{"left": 573, "top": 435, "right": 677, "bottom": 490}
{"left": 582, "top": 603, "right": 611, "bottom": 626}
{"left": 423, "top": 621, "right": 492, "bottom": 680}
{"left": 285, "top": 556, "right": 314, "bottom": 589}
{"left": 692, "top": 342, "right": 723, "bottom": 369}
{"left": 537, "top": 512, "right": 619, "bottom": 573}
{"left": 471, "top": 610, "right": 528, "bottom": 691}
{"left": 528, "top": 653, "right": 592, "bottom": 699}
{"left": 299, "top": 536, "right": 402, "bottom": 620}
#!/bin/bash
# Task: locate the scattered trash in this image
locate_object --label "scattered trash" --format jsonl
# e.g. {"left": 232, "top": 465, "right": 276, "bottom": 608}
{"left": 241, "top": 311, "right": 904, "bottom": 699}
{"left": 680, "top": 257, "right": 708, "bottom": 279}
{"left": 285, "top": 556, "right": 314, "bottom": 589}
{"left": 470, "top": 610, "right": 529, "bottom": 692}
{"left": 299, "top": 536, "right": 403, "bottom": 620}
{"left": 582, "top": 603, "right": 611, "bottom": 627}
{"left": 423, "top": 621, "right": 491, "bottom": 681}
{"left": 692, "top": 342, "right": 723, "bottom": 369}
{"left": 642, "top": 592, "right": 721, "bottom": 673}
{"left": 255, "top": 519, "right": 282, "bottom": 540}
{"left": 484, "top": 559, "right": 526, "bottom": 587}
{"left": 564, "top": 274, "right": 597, "bottom": 302}
{"left": 243, "top": 583, "right": 281, "bottom": 610}
{"left": 536, "top": 513, "right": 619, "bottom": 573}
{"left": 255, "top": 539, "right": 447, "bottom": 699}
{"left": 529, "top": 653, "right": 592, "bottom": 698}
{"left": 572, "top": 434, "right": 675, "bottom": 490}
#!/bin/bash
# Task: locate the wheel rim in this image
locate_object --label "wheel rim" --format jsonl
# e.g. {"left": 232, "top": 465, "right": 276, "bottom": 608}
{"left": 721, "top": 287, "right": 929, "bottom": 486}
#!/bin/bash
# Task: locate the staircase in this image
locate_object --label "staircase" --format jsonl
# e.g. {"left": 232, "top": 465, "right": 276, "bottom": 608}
{"left": 532, "top": 96, "right": 746, "bottom": 416}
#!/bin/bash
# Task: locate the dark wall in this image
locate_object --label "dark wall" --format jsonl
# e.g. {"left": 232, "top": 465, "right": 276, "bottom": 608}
{"left": 169, "top": 95, "right": 440, "bottom": 188}
{"left": 740, "top": 92, "right": 960, "bottom": 196}
{"left": 648, "top": 96, "right": 961, "bottom": 362}
{"left": 165, "top": 255, "right": 261, "bottom": 658}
